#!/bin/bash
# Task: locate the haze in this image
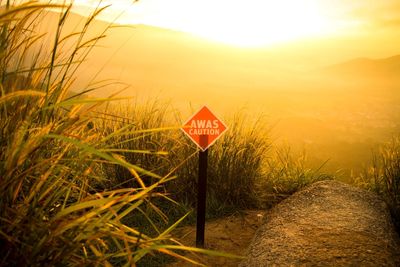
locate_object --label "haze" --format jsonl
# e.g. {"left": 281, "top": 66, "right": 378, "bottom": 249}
{"left": 34, "top": 1, "right": 400, "bottom": 177}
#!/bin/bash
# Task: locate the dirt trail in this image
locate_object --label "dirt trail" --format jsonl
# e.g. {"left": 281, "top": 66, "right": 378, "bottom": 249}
{"left": 241, "top": 180, "right": 400, "bottom": 266}
{"left": 166, "top": 210, "right": 266, "bottom": 267}
{"left": 167, "top": 180, "right": 400, "bottom": 266}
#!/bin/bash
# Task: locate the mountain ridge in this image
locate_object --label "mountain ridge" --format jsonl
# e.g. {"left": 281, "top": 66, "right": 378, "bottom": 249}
{"left": 321, "top": 54, "right": 400, "bottom": 77}
{"left": 26, "top": 9, "right": 400, "bottom": 100}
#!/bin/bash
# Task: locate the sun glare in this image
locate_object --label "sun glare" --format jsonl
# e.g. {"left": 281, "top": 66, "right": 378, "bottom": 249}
{"left": 127, "top": 0, "right": 337, "bottom": 47}
{"left": 176, "top": 1, "right": 334, "bottom": 47}
{"left": 69, "top": 0, "right": 339, "bottom": 47}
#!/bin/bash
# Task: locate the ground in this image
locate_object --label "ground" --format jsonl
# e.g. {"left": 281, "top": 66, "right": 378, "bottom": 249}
{"left": 241, "top": 180, "right": 400, "bottom": 266}
{"left": 166, "top": 181, "right": 400, "bottom": 267}
{"left": 166, "top": 210, "right": 266, "bottom": 267}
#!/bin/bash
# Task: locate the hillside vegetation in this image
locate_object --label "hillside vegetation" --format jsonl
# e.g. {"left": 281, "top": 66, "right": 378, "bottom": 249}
{"left": 26, "top": 8, "right": 400, "bottom": 177}
{"left": 1, "top": 1, "right": 399, "bottom": 266}
{"left": 0, "top": 2, "right": 332, "bottom": 266}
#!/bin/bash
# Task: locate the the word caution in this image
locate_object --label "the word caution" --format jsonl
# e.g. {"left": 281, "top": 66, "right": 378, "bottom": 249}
{"left": 189, "top": 120, "right": 221, "bottom": 135}
{"left": 181, "top": 106, "right": 227, "bottom": 151}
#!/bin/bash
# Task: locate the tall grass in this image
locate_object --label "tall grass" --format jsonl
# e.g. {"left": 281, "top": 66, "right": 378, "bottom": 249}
{"left": 167, "top": 112, "right": 271, "bottom": 216}
{"left": 97, "top": 102, "right": 334, "bottom": 219}
{"left": 93, "top": 104, "right": 273, "bottom": 218}
{"left": 356, "top": 136, "right": 400, "bottom": 231}
{"left": 0, "top": 2, "right": 337, "bottom": 265}
{"left": 0, "top": 2, "right": 211, "bottom": 266}
{"left": 258, "top": 146, "right": 333, "bottom": 207}
{"left": 96, "top": 100, "right": 176, "bottom": 189}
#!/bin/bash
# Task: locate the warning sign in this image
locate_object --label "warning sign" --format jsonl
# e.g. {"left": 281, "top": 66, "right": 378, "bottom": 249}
{"left": 181, "top": 106, "right": 227, "bottom": 151}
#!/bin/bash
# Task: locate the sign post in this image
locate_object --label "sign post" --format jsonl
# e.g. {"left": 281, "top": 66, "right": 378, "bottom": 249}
{"left": 196, "top": 140, "right": 208, "bottom": 247}
{"left": 181, "top": 106, "right": 227, "bottom": 247}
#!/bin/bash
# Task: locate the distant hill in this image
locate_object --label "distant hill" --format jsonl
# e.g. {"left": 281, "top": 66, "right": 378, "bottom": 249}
{"left": 17, "top": 9, "right": 400, "bottom": 176}
{"left": 32, "top": 11, "right": 400, "bottom": 94}
{"left": 321, "top": 55, "right": 400, "bottom": 79}
{"left": 36, "top": 11, "right": 293, "bottom": 102}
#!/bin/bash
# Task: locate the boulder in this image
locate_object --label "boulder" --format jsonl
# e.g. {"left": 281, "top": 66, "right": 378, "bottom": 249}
{"left": 240, "top": 180, "right": 400, "bottom": 266}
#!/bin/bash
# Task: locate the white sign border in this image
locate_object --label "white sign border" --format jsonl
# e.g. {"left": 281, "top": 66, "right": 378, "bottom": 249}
{"left": 181, "top": 105, "right": 228, "bottom": 151}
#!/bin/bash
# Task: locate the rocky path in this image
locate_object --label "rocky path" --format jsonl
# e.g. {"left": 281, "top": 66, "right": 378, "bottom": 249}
{"left": 167, "top": 210, "right": 266, "bottom": 267}
{"left": 241, "top": 180, "right": 400, "bottom": 266}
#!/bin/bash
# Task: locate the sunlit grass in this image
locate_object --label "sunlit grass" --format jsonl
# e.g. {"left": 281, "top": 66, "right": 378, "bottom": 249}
{"left": 168, "top": 112, "right": 272, "bottom": 216}
{"left": 259, "top": 146, "right": 333, "bottom": 207}
{"left": 0, "top": 1, "right": 339, "bottom": 266}
{"left": 356, "top": 136, "right": 400, "bottom": 231}
{"left": 0, "top": 2, "right": 217, "bottom": 266}
{"left": 98, "top": 103, "right": 333, "bottom": 219}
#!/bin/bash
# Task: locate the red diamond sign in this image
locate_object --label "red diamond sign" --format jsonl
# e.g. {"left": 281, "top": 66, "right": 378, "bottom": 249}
{"left": 181, "top": 106, "right": 228, "bottom": 151}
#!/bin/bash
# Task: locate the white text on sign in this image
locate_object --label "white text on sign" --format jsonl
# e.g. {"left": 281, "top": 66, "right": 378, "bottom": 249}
{"left": 189, "top": 120, "right": 221, "bottom": 135}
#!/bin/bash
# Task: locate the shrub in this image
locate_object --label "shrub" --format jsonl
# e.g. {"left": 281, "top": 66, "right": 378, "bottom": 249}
{"left": 95, "top": 106, "right": 272, "bottom": 218}
{"left": 166, "top": 112, "right": 272, "bottom": 217}
{"left": 356, "top": 136, "right": 400, "bottom": 231}
{"left": 0, "top": 2, "right": 204, "bottom": 266}
{"left": 258, "top": 146, "right": 333, "bottom": 208}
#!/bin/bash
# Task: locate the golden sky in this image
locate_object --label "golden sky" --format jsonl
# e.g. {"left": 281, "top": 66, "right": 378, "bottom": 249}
{"left": 58, "top": 0, "right": 400, "bottom": 47}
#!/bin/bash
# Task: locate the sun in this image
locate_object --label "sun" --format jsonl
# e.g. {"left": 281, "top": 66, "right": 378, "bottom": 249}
{"left": 180, "top": 1, "right": 334, "bottom": 47}
{"left": 126, "top": 0, "right": 337, "bottom": 47}
{"left": 69, "top": 0, "right": 338, "bottom": 47}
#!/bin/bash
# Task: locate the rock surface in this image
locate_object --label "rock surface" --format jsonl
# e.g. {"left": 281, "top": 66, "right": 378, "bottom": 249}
{"left": 240, "top": 180, "right": 400, "bottom": 266}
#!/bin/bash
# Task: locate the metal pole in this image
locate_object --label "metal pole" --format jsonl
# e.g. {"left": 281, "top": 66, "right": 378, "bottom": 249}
{"left": 196, "top": 135, "right": 208, "bottom": 247}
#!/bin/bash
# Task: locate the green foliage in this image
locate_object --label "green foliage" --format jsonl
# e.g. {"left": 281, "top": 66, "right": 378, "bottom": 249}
{"left": 95, "top": 105, "right": 273, "bottom": 217}
{"left": 356, "top": 136, "right": 400, "bottom": 230}
{"left": 167, "top": 112, "right": 272, "bottom": 216}
{"left": 0, "top": 1, "right": 337, "bottom": 266}
{"left": 0, "top": 2, "right": 207, "bottom": 266}
{"left": 97, "top": 100, "right": 176, "bottom": 189}
{"left": 258, "top": 146, "right": 333, "bottom": 207}
{"left": 98, "top": 103, "right": 333, "bottom": 219}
